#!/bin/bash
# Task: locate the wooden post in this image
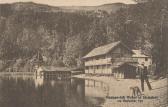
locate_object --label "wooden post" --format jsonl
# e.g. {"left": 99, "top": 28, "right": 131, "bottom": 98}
{"left": 106, "top": 64, "right": 107, "bottom": 76}
{"left": 93, "top": 66, "right": 94, "bottom": 74}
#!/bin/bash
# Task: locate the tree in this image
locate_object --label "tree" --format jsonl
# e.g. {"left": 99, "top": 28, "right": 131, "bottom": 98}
{"left": 63, "top": 34, "right": 84, "bottom": 67}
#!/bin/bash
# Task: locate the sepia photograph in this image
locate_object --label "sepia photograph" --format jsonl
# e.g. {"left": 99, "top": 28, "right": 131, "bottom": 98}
{"left": 0, "top": 0, "right": 167, "bottom": 107}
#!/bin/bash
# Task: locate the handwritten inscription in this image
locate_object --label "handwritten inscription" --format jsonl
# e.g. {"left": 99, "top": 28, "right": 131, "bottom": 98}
{"left": 106, "top": 96, "right": 159, "bottom": 103}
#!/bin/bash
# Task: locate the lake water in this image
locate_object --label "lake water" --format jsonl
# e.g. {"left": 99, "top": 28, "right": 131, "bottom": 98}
{"left": 0, "top": 76, "right": 108, "bottom": 107}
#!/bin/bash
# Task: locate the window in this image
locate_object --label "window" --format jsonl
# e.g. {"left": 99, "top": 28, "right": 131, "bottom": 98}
{"left": 95, "top": 57, "right": 99, "bottom": 60}
{"left": 145, "top": 58, "right": 148, "bottom": 61}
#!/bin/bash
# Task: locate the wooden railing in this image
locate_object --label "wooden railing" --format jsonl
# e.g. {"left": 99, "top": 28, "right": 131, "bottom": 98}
{"left": 85, "top": 58, "right": 111, "bottom": 66}
{"left": 5, "top": 67, "right": 35, "bottom": 72}
{"left": 0, "top": 72, "right": 35, "bottom": 76}
{"left": 111, "top": 57, "right": 138, "bottom": 63}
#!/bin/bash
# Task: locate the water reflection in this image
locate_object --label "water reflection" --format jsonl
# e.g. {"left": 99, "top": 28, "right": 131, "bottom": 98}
{"left": 0, "top": 76, "right": 107, "bottom": 107}
{"left": 34, "top": 76, "right": 44, "bottom": 88}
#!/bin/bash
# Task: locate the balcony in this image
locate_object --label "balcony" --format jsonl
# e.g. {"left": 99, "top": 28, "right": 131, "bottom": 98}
{"left": 85, "top": 58, "right": 111, "bottom": 66}
{"left": 111, "top": 57, "right": 138, "bottom": 63}
{"left": 85, "top": 57, "right": 138, "bottom": 66}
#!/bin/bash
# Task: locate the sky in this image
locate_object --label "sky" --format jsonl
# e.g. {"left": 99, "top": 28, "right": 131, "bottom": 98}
{"left": 0, "top": 0, "right": 135, "bottom": 6}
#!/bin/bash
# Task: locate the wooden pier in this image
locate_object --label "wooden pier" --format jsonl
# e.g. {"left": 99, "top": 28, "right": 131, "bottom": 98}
{"left": 0, "top": 66, "right": 83, "bottom": 79}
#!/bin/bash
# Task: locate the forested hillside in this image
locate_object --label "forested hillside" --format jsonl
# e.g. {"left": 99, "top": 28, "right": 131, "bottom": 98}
{"left": 0, "top": 0, "right": 167, "bottom": 75}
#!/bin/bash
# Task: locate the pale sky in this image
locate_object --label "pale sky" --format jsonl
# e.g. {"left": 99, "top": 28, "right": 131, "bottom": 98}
{"left": 0, "top": 0, "right": 135, "bottom": 6}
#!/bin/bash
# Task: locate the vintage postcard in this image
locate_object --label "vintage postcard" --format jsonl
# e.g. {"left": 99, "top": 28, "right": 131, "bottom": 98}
{"left": 0, "top": 0, "right": 167, "bottom": 107}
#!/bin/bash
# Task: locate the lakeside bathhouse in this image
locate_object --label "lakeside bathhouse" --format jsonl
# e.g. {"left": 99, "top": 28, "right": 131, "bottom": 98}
{"left": 36, "top": 66, "right": 83, "bottom": 79}
{"left": 83, "top": 41, "right": 152, "bottom": 79}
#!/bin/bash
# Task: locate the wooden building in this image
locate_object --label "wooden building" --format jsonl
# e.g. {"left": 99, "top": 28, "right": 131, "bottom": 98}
{"left": 37, "top": 66, "right": 71, "bottom": 80}
{"left": 36, "top": 66, "right": 83, "bottom": 79}
{"left": 132, "top": 50, "right": 152, "bottom": 68}
{"left": 83, "top": 41, "right": 138, "bottom": 78}
{"left": 113, "top": 63, "right": 137, "bottom": 79}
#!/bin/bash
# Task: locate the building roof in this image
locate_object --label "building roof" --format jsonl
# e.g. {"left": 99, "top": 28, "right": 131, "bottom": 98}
{"left": 40, "top": 66, "right": 72, "bottom": 72}
{"left": 132, "top": 50, "right": 149, "bottom": 58}
{"left": 39, "top": 66, "right": 83, "bottom": 72}
{"left": 83, "top": 41, "right": 126, "bottom": 59}
{"left": 114, "top": 62, "right": 138, "bottom": 69}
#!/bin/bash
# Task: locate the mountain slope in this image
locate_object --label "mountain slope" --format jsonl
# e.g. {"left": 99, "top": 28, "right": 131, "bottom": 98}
{"left": 0, "top": 0, "right": 167, "bottom": 74}
{"left": 0, "top": 2, "right": 60, "bottom": 12}
{"left": 0, "top": 2, "right": 126, "bottom": 13}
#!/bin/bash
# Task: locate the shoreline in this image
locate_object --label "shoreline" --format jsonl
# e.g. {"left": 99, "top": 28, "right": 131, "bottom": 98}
{"left": 73, "top": 74, "right": 167, "bottom": 107}
{"left": 0, "top": 72, "right": 35, "bottom": 76}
